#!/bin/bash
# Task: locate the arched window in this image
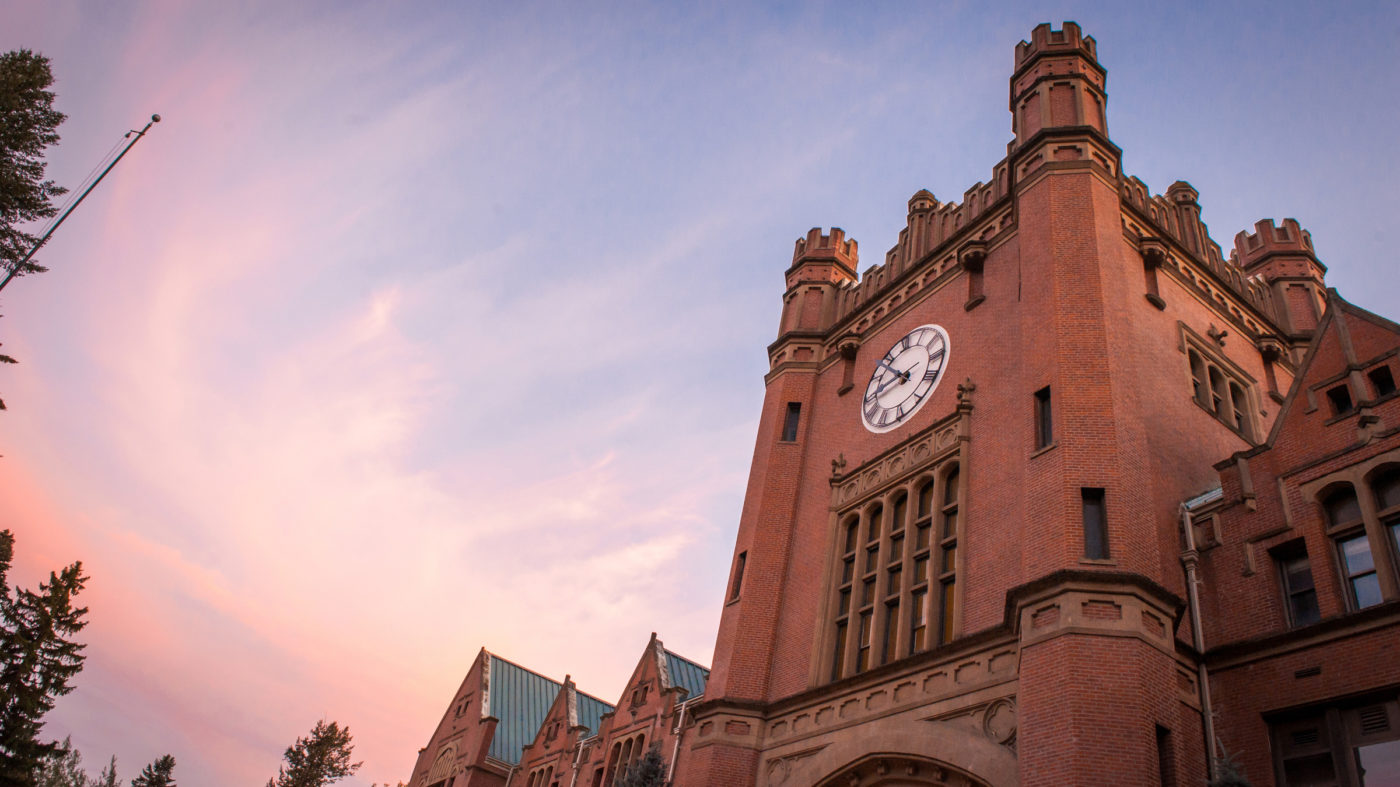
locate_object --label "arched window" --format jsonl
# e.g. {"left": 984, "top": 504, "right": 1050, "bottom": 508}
{"left": 1324, "top": 486, "right": 1381, "bottom": 610}
{"left": 1372, "top": 468, "right": 1400, "bottom": 579}
{"left": 938, "top": 467, "right": 960, "bottom": 645}
{"left": 828, "top": 460, "right": 963, "bottom": 681}
{"left": 1208, "top": 367, "right": 1227, "bottom": 415}
{"left": 1189, "top": 350, "right": 1208, "bottom": 406}
{"left": 1229, "top": 383, "right": 1249, "bottom": 436}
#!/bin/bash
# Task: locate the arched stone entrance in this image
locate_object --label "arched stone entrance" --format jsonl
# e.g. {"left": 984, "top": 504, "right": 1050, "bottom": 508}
{"left": 814, "top": 753, "right": 992, "bottom": 787}
{"left": 762, "top": 713, "right": 1017, "bottom": 787}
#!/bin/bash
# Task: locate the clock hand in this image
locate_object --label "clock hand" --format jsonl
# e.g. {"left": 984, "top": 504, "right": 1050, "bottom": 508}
{"left": 876, "top": 359, "right": 912, "bottom": 382}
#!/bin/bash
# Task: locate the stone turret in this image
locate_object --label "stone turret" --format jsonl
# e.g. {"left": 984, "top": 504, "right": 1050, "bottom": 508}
{"left": 1010, "top": 22, "right": 1107, "bottom": 149}
{"left": 778, "top": 227, "right": 858, "bottom": 336}
{"left": 1231, "top": 218, "right": 1327, "bottom": 335}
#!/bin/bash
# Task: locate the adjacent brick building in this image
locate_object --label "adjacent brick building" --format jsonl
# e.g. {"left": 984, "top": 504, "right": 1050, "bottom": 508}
{"left": 408, "top": 22, "right": 1400, "bottom": 786}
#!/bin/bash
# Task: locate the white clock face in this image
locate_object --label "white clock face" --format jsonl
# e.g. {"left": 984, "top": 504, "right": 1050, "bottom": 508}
{"left": 861, "top": 324, "right": 950, "bottom": 433}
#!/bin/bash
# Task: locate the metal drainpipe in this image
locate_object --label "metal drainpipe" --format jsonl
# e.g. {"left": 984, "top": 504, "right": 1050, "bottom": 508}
{"left": 566, "top": 737, "right": 587, "bottom": 787}
{"left": 503, "top": 764, "right": 516, "bottom": 787}
{"left": 665, "top": 699, "right": 693, "bottom": 785}
{"left": 1181, "top": 502, "right": 1218, "bottom": 781}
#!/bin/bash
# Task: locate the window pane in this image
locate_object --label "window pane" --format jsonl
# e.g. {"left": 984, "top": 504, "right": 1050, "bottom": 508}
{"left": 939, "top": 582, "right": 955, "bottom": 644}
{"left": 831, "top": 622, "right": 847, "bottom": 680}
{"left": 890, "top": 535, "right": 904, "bottom": 562}
{"left": 861, "top": 578, "right": 875, "bottom": 606}
{"left": 838, "top": 589, "right": 850, "bottom": 615}
{"left": 882, "top": 600, "right": 899, "bottom": 664}
{"left": 914, "top": 555, "right": 929, "bottom": 583}
{"left": 917, "top": 482, "right": 933, "bottom": 517}
{"left": 944, "top": 469, "right": 960, "bottom": 505}
{"left": 909, "top": 589, "right": 927, "bottom": 654}
{"left": 844, "top": 521, "right": 858, "bottom": 553}
{"left": 1283, "top": 555, "right": 1315, "bottom": 592}
{"left": 942, "top": 510, "right": 958, "bottom": 539}
{"left": 1354, "top": 572, "right": 1383, "bottom": 609}
{"left": 891, "top": 495, "right": 907, "bottom": 532}
{"left": 915, "top": 523, "right": 931, "bottom": 551}
{"left": 888, "top": 567, "right": 902, "bottom": 594}
{"left": 1376, "top": 471, "right": 1400, "bottom": 511}
{"left": 1325, "top": 489, "right": 1362, "bottom": 526}
{"left": 842, "top": 558, "right": 854, "bottom": 583}
{"left": 1341, "top": 534, "right": 1376, "bottom": 575}
{"left": 1290, "top": 589, "right": 1320, "bottom": 627}
{"left": 865, "top": 547, "right": 879, "bottom": 574}
{"left": 942, "top": 544, "right": 957, "bottom": 574}
{"left": 1393, "top": 522, "right": 1400, "bottom": 555}
{"left": 867, "top": 506, "right": 882, "bottom": 542}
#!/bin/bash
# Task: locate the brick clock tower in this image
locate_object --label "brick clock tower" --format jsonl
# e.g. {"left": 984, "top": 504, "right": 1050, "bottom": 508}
{"left": 674, "top": 23, "right": 1400, "bottom": 787}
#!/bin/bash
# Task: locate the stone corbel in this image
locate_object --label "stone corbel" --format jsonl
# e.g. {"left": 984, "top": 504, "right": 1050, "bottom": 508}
{"left": 958, "top": 241, "right": 988, "bottom": 311}
{"left": 1139, "top": 237, "right": 1169, "bottom": 310}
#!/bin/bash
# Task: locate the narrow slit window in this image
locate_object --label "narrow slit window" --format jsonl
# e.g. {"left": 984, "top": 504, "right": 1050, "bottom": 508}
{"left": 1273, "top": 541, "right": 1320, "bottom": 627}
{"left": 1034, "top": 386, "right": 1053, "bottom": 449}
{"left": 1082, "top": 488, "right": 1109, "bottom": 560}
{"left": 781, "top": 402, "right": 801, "bottom": 441}
{"left": 1369, "top": 365, "right": 1396, "bottom": 398}
{"left": 729, "top": 551, "right": 746, "bottom": 600}
{"left": 1326, "top": 384, "right": 1354, "bottom": 416}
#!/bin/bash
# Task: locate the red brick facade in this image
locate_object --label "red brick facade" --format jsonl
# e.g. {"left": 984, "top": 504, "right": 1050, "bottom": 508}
{"left": 678, "top": 21, "right": 1398, "bottom": 787}
{"left": 409, "top": 22, "right": 1400, "bottom": 787}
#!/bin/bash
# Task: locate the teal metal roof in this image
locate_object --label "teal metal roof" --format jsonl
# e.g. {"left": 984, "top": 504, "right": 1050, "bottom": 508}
{"left": 576, "top": 690, "right": 614, "bottom": 736}
{"left": 485, "top": 654, "right": 562, "bottom": 764}
{"left": 663, "top": 649, "right": 709, "bottom": 701}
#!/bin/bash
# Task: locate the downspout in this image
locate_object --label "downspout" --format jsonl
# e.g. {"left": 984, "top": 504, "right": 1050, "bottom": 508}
{"left": 503, "top": 765, "right": 517, "bottom": 787}
{"left": 1180, "top": 502, "right": 1218, "bottom": 781}
{"left": 567, "top": 736, "right": 591, "bottom": 787}
{"left": 666, "top": 698, "right": 694, "bottom": 785}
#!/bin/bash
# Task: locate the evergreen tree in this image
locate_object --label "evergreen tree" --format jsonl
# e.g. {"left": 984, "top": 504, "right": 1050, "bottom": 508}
{"left": 0, "top": 48, "right": 66, "bottom": 279}
{"left": 130, "top": 755, "right": 174, "bottom": 787}
{"left": 266, "top": 720, "right": 361, "bottom": 787}
{"left": 615, "top": 744, "right": 666, "bottom": 787}
{"left": 0, "top": 529, "right": 89, "bottom": 784}
{"left": 35, "top": 737, "right": 87, "bottom": 787}
{"left": 1208, "top": 749, "right": 1251, "bottom": 787}
{"left": 94, "top": 754, "right": 119, "bottom": 787}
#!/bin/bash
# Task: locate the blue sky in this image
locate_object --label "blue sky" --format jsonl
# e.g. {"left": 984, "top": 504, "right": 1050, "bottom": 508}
{"left": 2, "top": 1, "right": 1397, "bottom": 784}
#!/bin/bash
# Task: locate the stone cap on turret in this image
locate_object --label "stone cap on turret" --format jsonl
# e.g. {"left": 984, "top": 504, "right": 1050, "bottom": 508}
{"left": 1015, "top": 22, "right": 1099, "bottom": 70}
{"left": 1167, "top": 181, "right": 1199, "bottom": 205}
{"left": 791, "top": 227, "right": 859, "bottom": 274}
{"left": 908, "top": 189, "right": 937, "bottom": 214}
{"left": 1231, "top": 218, "right": 1325, "bottom": 274}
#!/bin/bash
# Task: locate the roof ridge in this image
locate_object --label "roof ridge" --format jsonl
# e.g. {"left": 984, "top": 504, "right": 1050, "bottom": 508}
{"left": 662, "top": 647, "right": 712, "bottom": 673}
{"left": 573, "top": 685, "right": 616, "bottom": 709}
{"left": 484, "top": 651, "right": 565, "bottom": 688}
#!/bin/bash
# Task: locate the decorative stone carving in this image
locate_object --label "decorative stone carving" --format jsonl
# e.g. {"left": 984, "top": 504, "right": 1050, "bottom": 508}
{"left": 765, "top": 744, "right": 828, "bottom": 786}
{"left": 982, "top": 698, "right": 1018, "bottom": 748}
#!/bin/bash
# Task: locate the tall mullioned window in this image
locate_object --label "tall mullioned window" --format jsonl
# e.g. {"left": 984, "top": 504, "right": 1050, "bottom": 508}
{"left": 829, "top": 463, "right": 961, "bottom": 681}
{"left": 1186, "top": 345, "right": 1255, "bottom": 441}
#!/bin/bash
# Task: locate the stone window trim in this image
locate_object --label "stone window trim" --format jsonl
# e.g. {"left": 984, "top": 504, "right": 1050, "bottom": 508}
{"left": 1179, "top": 323, "right": 1259, "bottom": 442}
{"left": 1308, "top": 352, "right": 1400, "bottom": 424}
{"left": 1298, "top": 449, "right": 1400, "bottom": 612}
{"left": 820, "top": 459, "right": 963, "bottom": 685}
{"left": 1270, "top": 538, "right": 1321, "bottom": 629}
{"left": 603, "top": 732, "right": 648, "bottom": 786}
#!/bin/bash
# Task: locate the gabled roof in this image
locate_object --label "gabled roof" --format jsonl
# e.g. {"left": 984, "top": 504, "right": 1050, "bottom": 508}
{"left": 484, "top": 652, "right": 616, "bottom": 764}
{"left": 575, "top": 689, "right": 613, "bottom": 736}
{"left": 1255, "top": 289, "right": 1400, "bottom": 453}
{"left": 662, "top": 648, "right": 709, "bottom": 701}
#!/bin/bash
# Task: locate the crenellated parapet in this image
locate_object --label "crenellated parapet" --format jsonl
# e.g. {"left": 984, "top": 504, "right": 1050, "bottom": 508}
{"left": 789, "top": 227, "right": 858, "bottom": 282}
{"left": 816, "top": 164, "right": 1014, "bottom": 339}
{"left": 1120, "top": 175, "right": 1281, "bottom": 330}
{"left": 1014, "top": 21, "right": 1098, "bottom": 70}
{"left": 1231, "top": 219, "right": 1327, "bottom": 335}
{"left": 1231, "top": 218, "right": 1323, "bottom": 276}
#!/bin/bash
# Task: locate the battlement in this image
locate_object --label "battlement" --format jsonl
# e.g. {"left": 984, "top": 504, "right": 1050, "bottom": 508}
{"left": 1231, "top": 219, "right": 1318, "bottom": 271}
{"left": 1015, "top": 22, "right": 1098, "bottom": 70}
{"left": 793, "top": 227, "right": 859, "bottom": 271}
